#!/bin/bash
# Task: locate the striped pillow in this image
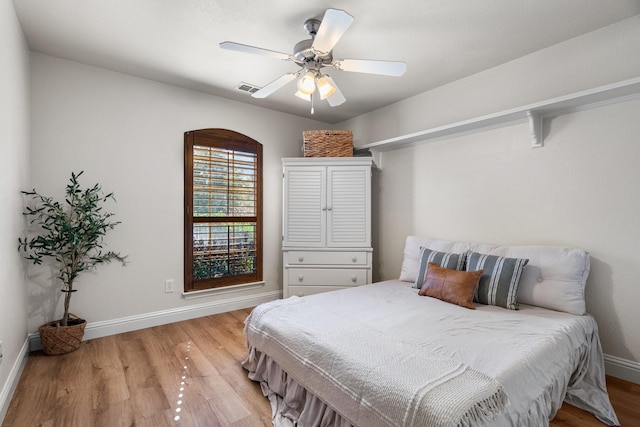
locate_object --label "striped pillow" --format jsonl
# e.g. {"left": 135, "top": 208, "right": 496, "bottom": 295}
{"left": 466, "top": 251, "right": 529, "bottom": 310}
{"left": 413, "top": 247, "right": 465, "bottom": 289}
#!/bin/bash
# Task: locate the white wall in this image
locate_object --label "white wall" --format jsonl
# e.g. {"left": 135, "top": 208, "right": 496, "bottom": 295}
{"left": 28, "top": 54, "right": 327, "bottom": 333}
{"left": 0, "top": 0, "right": 30, "bottom": 420}
{"left": 341, "top": 16, "right": 640, "bottom": 369}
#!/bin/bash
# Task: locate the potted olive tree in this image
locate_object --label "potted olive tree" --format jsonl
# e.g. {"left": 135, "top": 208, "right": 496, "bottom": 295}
{"left": 18, "top": 171, "right": 127, "bottom": 355}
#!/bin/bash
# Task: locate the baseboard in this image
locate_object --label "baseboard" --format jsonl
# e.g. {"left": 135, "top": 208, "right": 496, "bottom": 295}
{"left": 29, "top": 290, "right": 281, "bottom": 351}
{"left": 0, "top": 338, "right": 29, "bottom": 425}
{"left": 604, "top": 354, "right": 640, "bottom": 385}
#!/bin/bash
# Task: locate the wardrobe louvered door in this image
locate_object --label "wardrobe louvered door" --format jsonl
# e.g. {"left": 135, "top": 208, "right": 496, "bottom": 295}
{"left": 327, "top": 166, "right": 371, "bottom": 247}
{"left": 283, "top": 166, "right": 326, "bottom": 247}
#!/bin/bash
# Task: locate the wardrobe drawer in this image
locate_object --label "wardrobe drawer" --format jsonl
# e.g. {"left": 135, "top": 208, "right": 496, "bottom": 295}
{"left": 287, "top": 268, "right": 367, "bottom": 286}
{"left": 286, "top": 251, "right": 368, "bottom": 266}
{"left": 287, "top": 285, "right": 350, "bottom": 297}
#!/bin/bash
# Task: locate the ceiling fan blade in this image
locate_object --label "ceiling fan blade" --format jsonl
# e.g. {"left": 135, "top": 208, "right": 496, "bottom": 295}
{"left": 334, "top": 59, "right": 407, "bottom": 77}
{"left": 323, "top": 75, "right": 346, "bottom": 107}
{"left": 252, "top": 72, "right": 299, "bottom": 99}
{"left": 312, "top": 9, "right": 354, "bottom": 55}
{"left": 219, "top": 41, "right": 291, "bottom": 61}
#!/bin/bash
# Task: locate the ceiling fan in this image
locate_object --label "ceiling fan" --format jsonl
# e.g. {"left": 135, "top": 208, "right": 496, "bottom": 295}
{"left": 220, "top": 8, "right": 406, "bottom": 113}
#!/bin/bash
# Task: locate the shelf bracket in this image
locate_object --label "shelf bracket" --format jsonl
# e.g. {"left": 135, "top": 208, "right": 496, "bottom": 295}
{"left": 370, "top": 150, "right": 382, "bottom": 169}
{"left": 527, "top": 110, "right": 544, "bottom": 148}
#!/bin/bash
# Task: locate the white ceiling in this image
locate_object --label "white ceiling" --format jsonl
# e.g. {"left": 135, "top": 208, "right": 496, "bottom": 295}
{"left": 13, "top": 0, "right": 640, "bottom": 124}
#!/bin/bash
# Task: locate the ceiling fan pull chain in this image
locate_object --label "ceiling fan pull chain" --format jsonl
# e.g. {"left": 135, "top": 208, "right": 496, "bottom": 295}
{"left": 311, "top": 92, "right": 315, "bottom": 115}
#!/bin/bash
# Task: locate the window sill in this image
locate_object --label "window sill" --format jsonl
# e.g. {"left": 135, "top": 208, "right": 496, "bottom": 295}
{"left": 181, "top": 281, "right": 266, "bottom": 300}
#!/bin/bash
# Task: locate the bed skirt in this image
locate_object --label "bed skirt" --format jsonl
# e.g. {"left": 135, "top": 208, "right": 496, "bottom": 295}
{"left": 243, "top": 347, "right": 352, "bottom": 427}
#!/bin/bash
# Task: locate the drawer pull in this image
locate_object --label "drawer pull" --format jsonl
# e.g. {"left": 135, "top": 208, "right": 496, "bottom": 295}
{"left": 298, "top": 291, "right": 304, "bottom": 297}
{"left": 351, "top": 275, "right": 357, "bottom": 283}
{"left": 298, "top": 275, "right": 304, "bottom": 282}
{"left": 351, "top": 257, "right": 357, "bottom": 263}
{"left": 298, "top": 256, "right": 304, "bottom": 262}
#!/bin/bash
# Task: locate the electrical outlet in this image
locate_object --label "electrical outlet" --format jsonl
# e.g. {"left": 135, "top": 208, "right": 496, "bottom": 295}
{"left": 165, "top": 279, "right": 175, "bottom": 293}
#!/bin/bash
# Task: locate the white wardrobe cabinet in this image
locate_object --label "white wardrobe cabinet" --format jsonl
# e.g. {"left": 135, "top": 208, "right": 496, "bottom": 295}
{"left": 282, "top": 157, "right": 373, "bottom": 298}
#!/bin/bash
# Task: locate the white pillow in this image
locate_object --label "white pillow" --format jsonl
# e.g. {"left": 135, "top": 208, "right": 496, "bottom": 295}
{"left": 495, "top": 245, "right": 589, "bottom": 315}
{"left": 398, "top": 236, "right": 470, "bottom": 282}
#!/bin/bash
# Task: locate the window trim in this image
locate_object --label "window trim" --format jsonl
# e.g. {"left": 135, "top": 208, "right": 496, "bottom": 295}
{"left": 184, "top": 128, "right": 263, "bottom": 292}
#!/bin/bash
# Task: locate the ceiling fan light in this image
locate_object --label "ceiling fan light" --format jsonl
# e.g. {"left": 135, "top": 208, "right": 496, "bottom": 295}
{"left": 294, "top": 90, "right": 311, "bottom": 101}
{"left": 316, "top": 75, "right": 336, "bottom": 100}
{"left": 297, "top": 72, "right": 316, "bottom": 95}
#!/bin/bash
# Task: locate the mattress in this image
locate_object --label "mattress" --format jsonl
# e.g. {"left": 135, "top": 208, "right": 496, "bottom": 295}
{"left": 243, "top": 280, "right": 619, "bottom": 426}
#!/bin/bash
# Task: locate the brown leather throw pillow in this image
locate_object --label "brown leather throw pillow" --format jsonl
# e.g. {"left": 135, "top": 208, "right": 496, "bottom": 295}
{"left": 418, "top": 262, "right": 483, "bottom": 309}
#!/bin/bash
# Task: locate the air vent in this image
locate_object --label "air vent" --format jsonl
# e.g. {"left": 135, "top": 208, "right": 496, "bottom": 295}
{"left": 235, "top": 82, "right": 261, "bottom": 94}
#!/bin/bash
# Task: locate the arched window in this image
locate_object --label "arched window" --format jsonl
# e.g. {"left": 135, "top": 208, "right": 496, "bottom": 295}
{"left": 184, "top": 129, "right": 262, "bottom": 291}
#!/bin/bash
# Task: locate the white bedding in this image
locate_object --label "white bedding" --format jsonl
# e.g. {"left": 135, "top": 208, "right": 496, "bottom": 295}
{"left": 243, "top": 280, "right": 619, "bottom": 426}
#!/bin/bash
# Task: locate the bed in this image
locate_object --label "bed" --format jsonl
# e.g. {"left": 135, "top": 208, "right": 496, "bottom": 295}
{"left": 242, "top": 237, "right": 619, "bottom": 426}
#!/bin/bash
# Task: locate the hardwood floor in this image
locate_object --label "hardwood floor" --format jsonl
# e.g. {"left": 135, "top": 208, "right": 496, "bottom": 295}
{"left": 3, "top": 308, "right": 638, "bottom": 426}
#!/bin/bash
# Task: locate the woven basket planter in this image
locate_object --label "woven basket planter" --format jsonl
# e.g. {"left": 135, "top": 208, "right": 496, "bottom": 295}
{"left": 303, "top": 130, "right": 353, "bottom": 157}
{"left": 38, "top": 314, "right": 86, "bottom": 355}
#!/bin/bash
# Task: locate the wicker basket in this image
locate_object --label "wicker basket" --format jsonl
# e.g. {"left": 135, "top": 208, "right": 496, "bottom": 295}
{"left": 303, "top": 130, "right": 353, "bottom": 157}
{"left": 38, "top": 314, "right": 86, "bottom": 355}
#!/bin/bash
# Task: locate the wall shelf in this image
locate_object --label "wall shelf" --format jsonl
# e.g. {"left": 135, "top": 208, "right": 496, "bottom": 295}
{"left": 356, "top": 77, "right": 640, "bottom": 166}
